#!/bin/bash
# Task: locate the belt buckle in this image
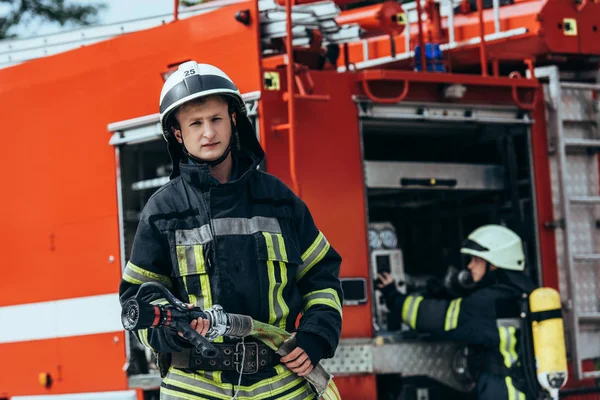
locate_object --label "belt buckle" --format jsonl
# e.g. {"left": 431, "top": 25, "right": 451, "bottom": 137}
{"left": 235, "top": 342, "right": 259, "bottom": 374}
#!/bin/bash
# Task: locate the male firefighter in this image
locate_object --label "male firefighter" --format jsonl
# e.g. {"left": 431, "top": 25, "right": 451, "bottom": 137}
{"left": 377, "top": 225, "right": 536, "bottom": 400}
{"left": 119, "top": 61, "right": 343, "bottom": 399}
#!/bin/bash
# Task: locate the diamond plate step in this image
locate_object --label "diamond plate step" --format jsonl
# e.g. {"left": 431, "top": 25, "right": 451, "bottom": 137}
{"left": 570, "top": 196, "right": 600, "bottom": 204}
{"left": 564, "top": 139, "right": 600, "bottom": 149}
{"left": 574, "top": 254, "right": 600, "bottom": 261}
{"left": 578, "top": 313, "right": 600, "bottom": 323}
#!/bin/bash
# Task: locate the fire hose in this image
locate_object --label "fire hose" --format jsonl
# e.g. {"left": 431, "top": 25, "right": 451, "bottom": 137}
{"left": 121, "top": 282, "right": 338, "bottom": 397}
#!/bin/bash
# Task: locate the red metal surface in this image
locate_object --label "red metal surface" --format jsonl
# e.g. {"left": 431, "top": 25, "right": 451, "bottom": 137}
{"left": 578, "top": 0, "right": 600, "bottom": 55}
{"left": 174, "top": 0, "right": 180, "bottom": 21}
{"left": 336, "top": 375, "right": 378, "bottom": 399}
{"left": 0, "top": 332, "right": 128, "bottom": 396}
{"left": 476, "top": 0, "right": 489, "bottom": 75}
{"left": 261, "top": 69, "right": 373, "bottom": 339}
{"left": 356, "top": 69, "right": 538, "bottom": 107}
{"left": 284, "top": 0, "right": 301, "bottom": 196}
{"left": 0, "top": 2, "right": 262, "bottom": 395}
{"left": 336, "top": 2, "right": 405, "bottom": 38}
{"left": 530, "top": 87, "right": 559, "bottom": 290}
{"left": 415, "top": 0, "right": 427, "bottom": 70}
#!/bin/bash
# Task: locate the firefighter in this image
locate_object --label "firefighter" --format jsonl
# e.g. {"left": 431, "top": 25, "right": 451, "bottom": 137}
{"left": 377, "top": 224, "right": 536, "bottom": 400}
{"left": 119, "top": 61, "right": 343, "bottom": 399}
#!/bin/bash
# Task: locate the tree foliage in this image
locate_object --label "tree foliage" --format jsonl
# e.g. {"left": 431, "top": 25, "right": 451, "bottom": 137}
{"left": 0, "top": 0, "right": 106, "bottom": 39}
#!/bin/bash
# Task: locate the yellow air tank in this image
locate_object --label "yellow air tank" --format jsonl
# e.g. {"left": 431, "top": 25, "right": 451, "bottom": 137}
{"left": 529, "top": 287, "right": 568, "bottom": 399}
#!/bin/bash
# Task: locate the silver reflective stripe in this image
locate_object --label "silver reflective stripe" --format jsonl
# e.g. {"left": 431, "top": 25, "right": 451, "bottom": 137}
{"left": 163, "top": 366, "right": 310, "bottom": 399}
{"left": 176, "top": 244, "right": 205, "bottom": 276}
{"left": 123, "top": 261, "right": 172, "bottom": 287}
{"left": 497, "top": 318, "right": 520, "bottom": 329}
{"left": 176, "top": 217, "right": 281, "bottom": 246}
{"left": 302, "top": 288, "right": 342, "bottom": 315}
{"left": 297, "top": 232, "right": 330, "bottom": 281}
{"left": 176, "top": 225, "right": 212, "bottom": 245}
{"left": 213, "top": 216, "right": 281, "bottom": 236}
{"left": 271, "top": 232, "right": 285, "bottom": 261}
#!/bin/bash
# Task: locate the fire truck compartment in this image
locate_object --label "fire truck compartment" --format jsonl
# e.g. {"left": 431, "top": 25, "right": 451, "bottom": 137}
{"left": 358, "top": 100, "right": 540, "bottom": 326}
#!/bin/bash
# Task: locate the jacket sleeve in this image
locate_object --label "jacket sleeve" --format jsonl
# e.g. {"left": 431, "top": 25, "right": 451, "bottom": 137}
{"left": 293, "top": 198, "right": 343, "bottom": 364}
{"left": 382, "top": 286, "right": 497, "bottom": 347}
{"left": 119, "top": 215, "right": 193, "bottom": 353}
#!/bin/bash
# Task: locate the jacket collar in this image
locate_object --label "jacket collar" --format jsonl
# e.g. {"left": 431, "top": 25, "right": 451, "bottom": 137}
{"left": 179, "top": 150, "right": 259, "bottom": 192}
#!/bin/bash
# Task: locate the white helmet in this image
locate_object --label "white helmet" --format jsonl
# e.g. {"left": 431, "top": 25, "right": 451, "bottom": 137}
{"left": 159, "top": 61, "right": 245, "bottom": 140}
{"left": 460, "top": 225, "right": 525, "bottom": 271}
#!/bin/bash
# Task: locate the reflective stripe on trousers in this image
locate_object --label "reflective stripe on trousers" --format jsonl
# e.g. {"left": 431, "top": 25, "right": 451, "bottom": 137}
{"left": 160, "top": 364, "right": 318, "bottom": 400}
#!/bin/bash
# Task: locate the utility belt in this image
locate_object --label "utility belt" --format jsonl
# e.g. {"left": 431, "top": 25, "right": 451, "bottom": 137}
{"left": 170, "top": 340, "right": 280, "bottom": 374}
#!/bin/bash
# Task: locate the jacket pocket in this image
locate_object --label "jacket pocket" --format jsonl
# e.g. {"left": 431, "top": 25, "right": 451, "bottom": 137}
{"left": 174, "top": 233, "right": 213, "bottom": 312}
{"left": 254, "top": 229, "right": 303, "bottom": 330}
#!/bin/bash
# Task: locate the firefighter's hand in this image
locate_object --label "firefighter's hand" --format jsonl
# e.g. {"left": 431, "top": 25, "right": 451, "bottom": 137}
{"left": 281, "top": 347, "right": 314, "bottom": 377}
{"left": 178, "top": 304, "right": 210, "bottom": 338}
{"left": 376, "top": 272, "right": 395, "bottom": 289}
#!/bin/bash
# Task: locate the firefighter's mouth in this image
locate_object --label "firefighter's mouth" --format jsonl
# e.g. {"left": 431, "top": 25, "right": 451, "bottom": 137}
{"left": 202, "top": 142, "right": 219, "bottom": 148}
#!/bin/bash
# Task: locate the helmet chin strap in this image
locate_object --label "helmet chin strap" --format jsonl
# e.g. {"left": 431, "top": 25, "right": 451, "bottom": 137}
{"left": 181, "top": 140, "right": 232, "bottom": 167}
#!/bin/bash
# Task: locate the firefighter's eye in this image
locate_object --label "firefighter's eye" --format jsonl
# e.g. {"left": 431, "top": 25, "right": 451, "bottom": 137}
{"left": 212, "top": 117, "right": 222, "bottom": 122}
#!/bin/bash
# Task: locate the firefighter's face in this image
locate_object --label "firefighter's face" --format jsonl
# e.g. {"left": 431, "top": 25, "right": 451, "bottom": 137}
{"left": 172, "top": 95, "right": 236, "bottom": 161}
{"left": 467, "top": 256, "right": 487, "bottom": 282}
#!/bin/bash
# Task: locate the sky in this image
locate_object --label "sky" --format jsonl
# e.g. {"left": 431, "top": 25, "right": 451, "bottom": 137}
{"left": 4, "top": 0, "right": 178, "bottom": 38}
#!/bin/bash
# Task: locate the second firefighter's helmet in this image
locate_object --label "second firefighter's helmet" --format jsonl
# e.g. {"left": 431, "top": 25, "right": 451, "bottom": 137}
{"left": 460, "top": 225, "right": 525, "bottom": 271}
{"left": 159, "top": 61, "right": 245, "bottom": 140}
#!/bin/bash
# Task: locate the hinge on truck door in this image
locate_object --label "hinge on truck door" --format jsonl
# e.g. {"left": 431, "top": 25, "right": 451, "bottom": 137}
{"left": 544, "top": 219, "right": 565, "bottom": 230}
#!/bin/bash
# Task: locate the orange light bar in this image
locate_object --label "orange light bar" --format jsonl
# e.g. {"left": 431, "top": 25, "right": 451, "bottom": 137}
{"left": 336, "top": 2, "right": 406, "bottom": 38}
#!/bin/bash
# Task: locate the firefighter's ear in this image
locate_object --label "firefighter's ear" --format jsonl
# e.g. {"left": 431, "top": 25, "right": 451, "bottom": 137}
{"left": 171, "top": 126, "right": 183, "bottom": 143}
{"left": 231, "top": 112, "right": 237, "bottom": 126}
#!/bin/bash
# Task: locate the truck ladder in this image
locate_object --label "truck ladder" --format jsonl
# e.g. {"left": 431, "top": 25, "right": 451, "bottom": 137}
{"left": 534, "top": 65, "right": 600, "bottom": 381}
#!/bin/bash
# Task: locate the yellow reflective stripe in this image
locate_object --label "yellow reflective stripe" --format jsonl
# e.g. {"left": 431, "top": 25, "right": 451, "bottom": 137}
{"left": 168, "top": 365, "right": 308, "bottom": 400}
{"left": 401, "top": 295, "right": 423, "bottom": 329}
{"left": 176, "top": 246, "right": 188, "bottom": 277}
{"left": 263, "top": 233, "right": 289, "bottom": 329}
{"left": 277, "top": 261, "right": 290, "bottom": 329}
{"left": 302, "top": 288, "right": 343, "bottom": 316}
{"left": 150, "top": 298, "right": 169, "bottom": 305}
{"left": 213, "top": 371, "right": 222, "bottom": 385}
{"left": 297, "top": 232, "right": 331, "bottom": 281}
{"left": 444, "top": 298, "right": 462, "bottom": 331}
{"left": 264, "top": 232, "right": 277, "bottom": 259}
{"left": 498, "top": 326, "right": 519, "bottom": 367}
{"left": 276, "top": 233, "right": 288, "bottom": 263}
{"left": 175, "top": 243, "right": 219, "bottom": 343}
{"left": 123, "top": 261, "right": 172, "bottom": 287}
{"left": 199, "top": 274, "right": 212, "bottom": 311}
{"left": 499, "top": 324, "right": 525, "bottom": 399}
{"left": 505, "top": 376, "right": 526, "bottom": 400}
{"left": 123, "top": 275, "right": 143, "bottom": 285}
{"left": 266, "top": 259, "right": 281, "bottom": 328}
{"left": 302, "top": 231, "right": 324, "bottom": 261}
{"left": 193, "top": 245, "right": 205, "bottom": 274}
{"left": 275, "top": 364, "right": 286, "bottom": 375}
{"left": 161, "top": 382, "right": 230, "bottom": 400}
{"left": 137, "top": 329, "right": 152, "bottom": 349}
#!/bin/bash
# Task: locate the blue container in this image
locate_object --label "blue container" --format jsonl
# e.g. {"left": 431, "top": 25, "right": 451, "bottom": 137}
{"left": 414, "top": 43, "right": 445, "bottom": 72}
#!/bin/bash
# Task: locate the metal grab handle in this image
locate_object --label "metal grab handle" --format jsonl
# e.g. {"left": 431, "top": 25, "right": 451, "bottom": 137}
{"left": 509, "top": 71, "right": 537, "bottom": 110}
{"left": 361, "top": 78, "right": 410, "bottom": 104}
